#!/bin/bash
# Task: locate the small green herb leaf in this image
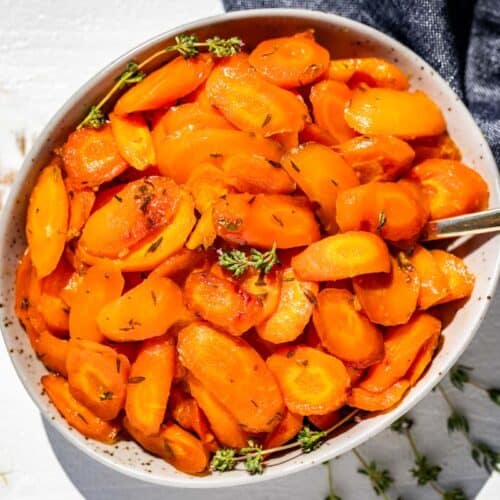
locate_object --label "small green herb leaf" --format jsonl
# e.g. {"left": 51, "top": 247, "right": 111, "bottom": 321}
{"left": 210, "top": 448, "right": 237, "bottom": 472}
{"left": 449, "top": 364, "right": 473, "bottom": 391}
{"left": 297, "top": 426, "right": 327, "bottom": 453}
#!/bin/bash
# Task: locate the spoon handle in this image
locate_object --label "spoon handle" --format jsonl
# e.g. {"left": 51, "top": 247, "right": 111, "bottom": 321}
{"left": 421, "top": 207, "right": 500, "bottom": 241}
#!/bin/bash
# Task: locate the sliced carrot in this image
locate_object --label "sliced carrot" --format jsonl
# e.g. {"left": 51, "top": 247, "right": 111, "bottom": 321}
{"left": 327, "top": 58, "right": 408, "bottom": 90}
{"left": 97, "top": 275, "right": 183, "bottom": 342}
{"left": 264, "top": 410, "right": 303, "bottom": 449}
{"left": 267, "top": 345, "right": 350, "bottom": 415}
{"left": 26, "top": 162, "right": 68, "bottom": 278}
{"left": 66, "top": 186, "right": 95, "bottom": 240}
{"left": 150, "top": 248, "right": 205, "bottom": 279}
{"left": 213, "top": 193, "right": 320, "bottom": 249}
{"left": 66, "top": 339, "right": 130, "bottom": 420}
{"left": 313, "top": 288, "right": 384, "bottom": 368}
{"left": 310, "top": 80, "right": 357, "bottom": 144}
{"left": 156, "top": 128, "right": 282, "bottom": 184}
{"left": 69, "top": 264, "right": 124, "bottom": 343}
{"left": 336, "top": 135, "right": 415, "bottom": 183}
{"left": 109, "top": 112, "right": 156, "bottom": 170}
{"left": 291, "top": 231, "right": 391, "bottom": 282}
{"left": 406, "top": 328, "right": 441, "bottom": 386}
{"left": 223, "top": 154, "right": 296, "bottom": 195}
{"left": 408, "top": 245, "right": 449, "bottom": 309}
{"left": 35, "top": 330, "right": 69, "bottom": 376}
{"left": 430, "top": 249, "right": 475, "bottom": 304}
{"left": 114, "top": 54, "right": 213, "bottom": 115}
{"left": 405, "top": 159, "right": 489, "bottom": 219}
{"left": 188, "top": 373, "right": 249, "bottom": 449}
{"left": 272, "top": 131, "right": 299, "bottom": 152}
{"left": 353, "top": 254, "right": 420, "bottom": 326}
{"left": 125, "top": 335, "right": 176, "bottom": 435}
{"left": 184, "top": 270, "right": 263, "bottom": 336}
{"left": 299, "top": 123, "right": 336, "bottom": 147}
{"left": 123, "top": 418, "right": 208, "bottom": 474}
{"left": 249, "top": 31, "right": 330, "bottom": 88}
{"left": 344, "top": 88, "right": 446, "bottom": 139}
{"left": 206, "top": 55, "right": 308, "bottom": 136}
{"left": 282, "top": 143, "right": 359, "bottom": 233}
{"left": 80, "top": 177, "right": 182, "bottom": 258}
{"left": 359, "top": 312, "right": 441, "bottom": 392}
{"left": 336, "top": 181, "right": 428, "bottom": 242}
{"left": 410, "top": 133, "right": 461, "bottom": 163}
{"left": 347, "top": 380, "right": 410, "bottom": 411}
{"left": 42, "top": 374, "right": 120, "bottom": 443}
{"left": 186, "top": 211, "right": 218, "bottom": 250}
{"left": 257, "top": 267, "right": 318, "bottom": 343}
{"left": 177, "top": 322, "right": 284, "bottom": 432}
{"left": 346, "top": 366, "right": 366, "bottom": 386}
{"left": 185, "top": 163, "right": 228, "bottom": 212}
{"left": 308, "top": 411, "right": 340, "bottom": 431}
{"left": 62, "top": 125, "right": 128, "bottom": 189}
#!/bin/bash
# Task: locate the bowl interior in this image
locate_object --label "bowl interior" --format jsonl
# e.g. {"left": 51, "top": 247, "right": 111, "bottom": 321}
{"left": 1, "top": 8, "right": 499, "bottom": 489}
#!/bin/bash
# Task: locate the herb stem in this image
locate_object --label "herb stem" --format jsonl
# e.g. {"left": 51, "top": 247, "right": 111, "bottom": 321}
{"left": 352, "top": 449, "right": 390, "bottom": 500}
{"left": 327, "top": 460, "right": 334, "bottom": 497}
{"left": 437, "top": 384, "right": 455, "bottom": 413}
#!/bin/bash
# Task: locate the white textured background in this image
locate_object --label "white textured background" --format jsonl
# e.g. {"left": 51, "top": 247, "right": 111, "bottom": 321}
{"left": 0, "top": 1, "right": 499, "bottom": 499}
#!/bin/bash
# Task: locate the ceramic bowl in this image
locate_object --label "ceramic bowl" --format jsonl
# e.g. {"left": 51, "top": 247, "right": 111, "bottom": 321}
{"left": 1, "top": 8, "right": 499, "bottom": 489}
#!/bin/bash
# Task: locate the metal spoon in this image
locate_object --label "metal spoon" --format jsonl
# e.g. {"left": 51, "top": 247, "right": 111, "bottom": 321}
{"left": 421, "top": 207, "right": 500, "bottom": 241}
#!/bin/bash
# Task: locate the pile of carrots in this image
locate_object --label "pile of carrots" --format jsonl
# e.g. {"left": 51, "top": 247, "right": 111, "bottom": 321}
{"left": 15, "top": 30, "right": 489, "bottom": 475}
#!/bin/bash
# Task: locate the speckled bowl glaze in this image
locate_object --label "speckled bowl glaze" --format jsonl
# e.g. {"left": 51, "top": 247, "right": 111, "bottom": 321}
{"left": 1, "top": 8, "right": 499, "bottom": 489}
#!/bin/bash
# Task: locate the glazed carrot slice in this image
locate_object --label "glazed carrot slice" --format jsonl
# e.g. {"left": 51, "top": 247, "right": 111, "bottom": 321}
{"left": 223, "top": 154, "right": 296, "bottom": 195}
{"left": 313, "top": 288, "right": 384, "bottom": 368}
{"left": 308, "top": 411, "right": 340, "bottom": 431}
{"left": 264, "top": 410, "right": 303, "bottom": 449}
{"left": 156, "top": 128, "right": 283, "bottom": 183}
{"left": 299, "top": 123, "right": 336, "bottom": 147}
{"left": 336, "top": 181, "right": 428, "bottom": 242}
{"left": 42, "top": 374, "right": 120, "bottom": 443}
{"left": 97, "top": 275, "right": 183, "bottom": 342}
{"left": 291, "top": 231, "right": 391, "bottom": 282}
{"left": 185, "top": 163, "right": 228, "bottom": 212}
{"left": 336, "top": 135, "right": 415, "bottom": 183}
{"left": 188, "top": 373, "right": 249, "bottom": 449}
{"left": 186, "top": 211, "right": 218, "bottom": 250}
{"left": 206, "top": 55, "right": 308, "bottom": 136}
{"left": 353, "top": 254, "right": 420, "bottom": 326}
{"left": 109, "top": 112, "right": 156, "bottom": 170}
{"left": 257, "top": 267, "right": 318, "bottom": 343}
{"left": 177, "top": 323, "right": 284, "bottom": 433}
{"left": 282, "top": 143, "right": 359, "bottom": 233}
{"left": 249, "top": 31, "right": 330, "bottom": 88}
{"left": 114, "top": 53, "right": 213, "bottom": 115}
{"left": 347, "top": 380, "right": 410, "bottom": 411}
{"left": 62, "top": 125, "right": 128, "bottom": 189}
{"left": 406, "top": 328, "right": 441, "bottom": 386}
{"left": 66, "top": 185, "right": 95, "bottom": 240}
{"left": 66, "top": 340, "right": 130, "bottom": 420}
{"left": 267, "top": 345, "right": 350, "bottom": 415}
{"left": 213, "top": 193, "right": 320, "bottom": 249}
{"left": 35, "top": 330, "right": 69, "bottom": 376}
{"left": 408, "top": 245, "right": 449, "bottom": 309}
{"left": 359, "top": 312, "right": 441, "bottom": 392}
{"left": 430, "top": 250, "right": 475, "bottom": 304}
{"left": 327, "top": 58, "right": 408, "bottom": 90}
{"left": 26, "top": 162, "right": 68, "bottom": 278}
{"left": 80, "top": 177, "right": 182, "bottom": 258}
{"left": 125, "top": 335, "right": 176, "bottom": 435}
{"left": 150, "top": 248, "right": 205, "bottom": 279}
{"left": 346, "top": 366, "right": 366, "bottom": 386}
{"left": 344, "top": 88, "right": 446, "bottom": 139}
{"left": 405, "top": 159, "right": 489, "bottom": 219}
{"left": 184, "top": 270, "right": 263, "bottom": 336}
{"left": 272, "top": 131, "right": 299, "bottom": 152}
{"left": 410, "top": 133, "right": 461, "bottom": 163}
{"left": 310, "top": 80, "right": 357, "bottom": 144}
{"left": 69, "top": 264, "right": 124, "bottom": 343}
{"left": 124, "top": 418, "right": 208, "bottom": 474}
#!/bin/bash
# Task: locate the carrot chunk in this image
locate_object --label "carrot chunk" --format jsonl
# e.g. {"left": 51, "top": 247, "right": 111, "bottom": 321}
{"left": 249, "top": 31, "right": 330, "bottom": 88}
{"left": 264, "top": 410, "right": 303, "bottom": 449}
{"left": 347, "top": 380, "right": 410, "bottom": 411}
{"left": 267, "top": 345, "right": 350, "bottom": 415}
{"left": 308, "top": 411, "right": 340, "bottom": 431}
{"left": 178, "top": 323, "right": 284, "bottom": 432}
{"left": 114, "top": 54, "right": 213, "bottom": 115}
{"left": 35, "top": 330, "right": 69, "bottom": 376}
{"left": 410, "top": 133, "right": 461, "bottom": 163}
{"left": 42, "top": 374, "right": 120, "bottom": 443}
{"left": 313, "top": 288, "right": 384, "bottom": 368}
{"left": 150, "top": 248, "right": 205, "bottom": 279}
{"left": 97, "top": 275, "right": 183, "bottom": 342}
{"left": 125, "top": 335, "right": 176, "bottom": 435}
{"left": 406, "top": 328, "right": 441, "bottom": 386}
{"left": 66, "top": 185, "right": 95, "bottom": 240}
{"left": 291, "top": 231, "right": 391, "bottom": 282}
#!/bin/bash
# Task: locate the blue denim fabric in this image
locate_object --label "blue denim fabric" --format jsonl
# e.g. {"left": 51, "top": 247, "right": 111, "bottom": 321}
{"left": 223, "top": 0, "right": 500, "bottom": 164}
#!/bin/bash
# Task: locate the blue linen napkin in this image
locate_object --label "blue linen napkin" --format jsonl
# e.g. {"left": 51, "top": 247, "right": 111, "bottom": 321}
{"left": 223, "top": 0, "right": 500, "bottom": 164}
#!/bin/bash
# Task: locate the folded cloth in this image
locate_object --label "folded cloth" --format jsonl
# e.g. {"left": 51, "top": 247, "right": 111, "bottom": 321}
{"left": 223, "top": 0, "right": 500, "bottom": 164}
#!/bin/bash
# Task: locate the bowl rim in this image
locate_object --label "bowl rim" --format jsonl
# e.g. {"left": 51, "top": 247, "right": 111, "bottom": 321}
{"left": 1, "top": 6, "right": 499, "bottom": 489}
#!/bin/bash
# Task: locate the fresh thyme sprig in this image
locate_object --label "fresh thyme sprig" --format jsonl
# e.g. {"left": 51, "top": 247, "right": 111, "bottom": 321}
{"left": 240, "top": 440, "right": 265, "bottom": 475}
{"left": 391, "top": 415, "right": 467, "bottom": 499}
{"left": 77, "top": 33, "right": 243, "bottom": 129}
{"left": 324, "top": 460, "right": 342, "bottom": 500}
{"left": 353, "top": 448, "right": 394, "bottom": 499}
{"left": 218, "top": 244, "right": 279, "bottom": 278}
{"left": 449, "top": 364, "right": 500, "bottom": 406}
{"left": 297, "top": 426, "right": 327, "bottom": 453}
{"left": 210, "top": 448, "right": 236, "bottom": 472}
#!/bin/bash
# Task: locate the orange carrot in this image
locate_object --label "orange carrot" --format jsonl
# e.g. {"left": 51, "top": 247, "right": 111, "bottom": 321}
{"left": 307, "top": 411, "right": 340, "bottom": 431}
{"left": 150, "top": 248, "right": 205, "bottom": 279}
{"left": 406, "top": 329, "right": 441, "bottom": 386}
{"left": 347, "top": 380, "right": 410, "bottom": 411}
{"left": 299, "top": 123, "right": 336, "bottom": 147}
{"left": 410, "top": 133, "right": 461, "bottom": 163}
{"left": 66, "top": 185, "right": 95, "bottom": 240}
{"left": 35, "top": 330, "right": 69, "bottom": 376}
{"left": 264, "top": 411, "right": 303, "bottom": 449}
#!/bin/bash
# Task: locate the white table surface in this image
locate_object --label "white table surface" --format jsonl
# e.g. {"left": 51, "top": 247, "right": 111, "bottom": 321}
{"left": 0, "top": 1, "right": 499, "bottom": 499}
